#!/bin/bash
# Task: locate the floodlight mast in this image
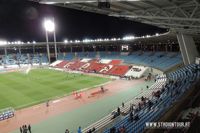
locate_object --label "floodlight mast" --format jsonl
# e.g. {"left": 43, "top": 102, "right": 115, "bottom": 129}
{"left": 44, "top": 18, "right": 51, "bottom": 64}
{"left": 53, "top": 18, "right": 58, "bottom": 61}
{"left": 43, "top": 18, "right": 57, "bottom": 64}
{"left": 45, "top": 25, "right": 51, "bottom": 63}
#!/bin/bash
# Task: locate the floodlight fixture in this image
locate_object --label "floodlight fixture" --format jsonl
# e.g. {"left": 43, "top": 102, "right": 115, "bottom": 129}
{"left": 43, "top": 19, "right": 55, "bottom": 32}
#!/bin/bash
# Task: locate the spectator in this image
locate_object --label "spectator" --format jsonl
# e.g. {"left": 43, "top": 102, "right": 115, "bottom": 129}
{"left": 100, "top": 86, "right": 104, "bottom": 93}
{"left": 141, "top": 96, "right": 145, "bottom": 101}
{"left": 119, "top": 125, "right": 126, "bottom": 133}
{"left": 129, "top": 111, "right": 133, "bottom": 122}
{"left": 28, "top": 124, "right": 31, "bottom": 133}
{"left": 138, "top": 102, "right": 141, "bottom": 110}
{"left": 148, "top": 100, "right": 153, "bottom": 110}
{"left": 87, "top": 129, "right": 92, "bottom": 133}
{"left": 92, "top": 127, "right": 96, "bottom": 132}
{"left": 110, "top": 127, "right": 116, "bottom": 133}
{"left": 133, "top": 114, "right": 139, "bottom": 121}
{"left": 129, "top": 104, "right": 133, "bottom": 112}
{"left": 77, "top": 126, "right": 82, "bottom": 133}
{"left": 20, "top": 127, "right": 22, "bottom": 133}
{"left": 111, "top": 111, "right": 118, "bottom": 119}
{"left": 46, "top": 100, "right": 49, "bottom": 107}
{"left": 117, "top": 107, "right": 120, "bottom": 115}
{"left": 86, "top": 127, "right": 95, "bottom": 133}
{"left": 24, "top": 125, "right": 28, "bottom": 133}
{"left": 122, "top": 102, "right": 124, "bottom": 108}
{"left": 65, "top": 129, "right": 70, "bottom": 133}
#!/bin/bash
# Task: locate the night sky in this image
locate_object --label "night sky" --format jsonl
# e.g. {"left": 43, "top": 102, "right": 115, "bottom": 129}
{"left": 0, "top": 1, "right": 167, "bottom": 42}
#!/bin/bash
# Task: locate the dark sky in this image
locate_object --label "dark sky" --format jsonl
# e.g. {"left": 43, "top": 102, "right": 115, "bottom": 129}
{"left": 0, "top": 1, "right": 167, "bottom": 42}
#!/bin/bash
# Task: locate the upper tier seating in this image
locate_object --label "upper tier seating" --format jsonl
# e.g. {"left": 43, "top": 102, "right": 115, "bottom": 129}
{"left": 57, "top": 51, "right": 182, "bottom": 71}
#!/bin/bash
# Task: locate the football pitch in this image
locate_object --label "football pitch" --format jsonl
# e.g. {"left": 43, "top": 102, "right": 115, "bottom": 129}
{"left": 0, "top": 68, "right": 109, "bottom": 110}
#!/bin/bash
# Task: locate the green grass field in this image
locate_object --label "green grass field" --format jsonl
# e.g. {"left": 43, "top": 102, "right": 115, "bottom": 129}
{"left": 0, "top": 69, "right": 109, "bottom": 110}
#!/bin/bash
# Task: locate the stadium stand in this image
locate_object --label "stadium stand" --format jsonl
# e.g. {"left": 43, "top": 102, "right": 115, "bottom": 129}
{"left": 50, "top": 51, "right": 183, "bottom": 78}
{"left": 0, "top": 108, "right": 15, "bottom": 121}
{"left": 1, "top": 54, "right": 48, "bottom": 66}
{"left": 55, "top": 60, "right": 68, "bottom": 68}
{"left": 49, "top": 60, "right": 63, "bottom": 67}
{"left": 109, "top": 59, "right": 122, "bottom": 65}
{"left": 82, "top": 64, "right": 200, "bottom": 133}
{"left": 54, "top": 51, "right": 182, "bottom": 71}
{"left": 108, "top": 65, "right": 130, "bottom": 76}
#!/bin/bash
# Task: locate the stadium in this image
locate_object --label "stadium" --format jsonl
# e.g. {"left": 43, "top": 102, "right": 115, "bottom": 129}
{"left": 0, "top": 0, "right": 200, "bottom": 133}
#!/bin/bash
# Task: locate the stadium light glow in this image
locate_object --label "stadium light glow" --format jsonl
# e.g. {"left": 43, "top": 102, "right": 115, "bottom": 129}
{"left": 83, "top": 39, "right": 92, "bottom": 43}
{"left": 17, "top": 41, "right": 21, "bottom": 44}
{"left": 33, "top": 41, "right": 36, "bottom": 44}
{"left": 43, "top": 19, "right": 55, "bottom": 32}
{"left": 0, "top": 40, "right": 7, "bottom": 46}
{"left": 111, "top": 38, "right": 117, "bottom": 41}
{"left": 122, "top": 35, "right": 135, "bottom": 40}
{"left": 146, "top": 35, "right": 150, "bottom": 38}
{"left": 75, "top": 40, "right": 80, "bottom": 43}
{"left": 64, "top": 40, "right": 68, "bottom": 43}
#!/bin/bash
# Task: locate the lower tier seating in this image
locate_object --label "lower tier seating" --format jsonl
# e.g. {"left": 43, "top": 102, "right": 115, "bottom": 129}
{"left": 82, "top": 64, "right": 200, "bottom": 133}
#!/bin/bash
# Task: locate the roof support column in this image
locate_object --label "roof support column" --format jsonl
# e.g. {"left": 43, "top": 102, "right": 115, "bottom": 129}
{"left": 18, "top": 46, "right": 21, "bottom": 55}
{"left": 105, "top": 45, "right": 108, "bottom": 52}
{"left": 177, "top": 33, "right": 199, "bottom": 65}
{"left": 165, "top": 44, "right": 168, "bottom": 52}
{"left": 33, "top": 45, "right": 35, "bottom": 55}
{"left": 70, "top": 46, "right": 73, "bottom": 53}
{"left": 82, "top": 46, "right": 85, "bottom": 52}
{"left": 4, "top": 47, "right": 7, "bottom": 57}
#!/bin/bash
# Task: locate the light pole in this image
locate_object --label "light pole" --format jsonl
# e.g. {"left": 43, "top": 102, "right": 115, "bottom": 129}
{"left": 53, "top": 18, "right": 58, "bottom": 61}
{"left": 43, "top": 18, "right": 57, "bottom": 64}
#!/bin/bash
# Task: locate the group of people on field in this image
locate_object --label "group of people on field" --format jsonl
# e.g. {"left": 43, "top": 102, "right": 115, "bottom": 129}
{"left": 20, "top": 124, "right": 31, "bottom": 133}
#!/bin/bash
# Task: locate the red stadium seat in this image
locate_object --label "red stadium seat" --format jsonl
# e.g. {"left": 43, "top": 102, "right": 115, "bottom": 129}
{"left": 55, "top": 61, "right": 68, "bottom": 68}
{"left": 109, "top": 65, "right": 130, "bottom": 76}
{"left": 109, "top": 60, "right": 122, "bottom": 65}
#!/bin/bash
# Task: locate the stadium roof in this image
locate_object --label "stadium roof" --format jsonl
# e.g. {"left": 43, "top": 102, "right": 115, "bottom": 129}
{"left": 1, "top": 32, "right": 199, "bottom": 48}
{"left": 33, "top": 0, "right": 200, "bottom": 35}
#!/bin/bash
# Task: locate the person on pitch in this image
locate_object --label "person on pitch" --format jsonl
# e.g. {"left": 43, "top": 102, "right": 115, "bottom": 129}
{"left": 101, "top": 86, "right": 104, "bottom": 93}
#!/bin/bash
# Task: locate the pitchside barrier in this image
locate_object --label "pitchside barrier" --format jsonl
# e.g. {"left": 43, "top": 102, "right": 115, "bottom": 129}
{"left": 0, "top": 107, "right": 15, "bottom": 121}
